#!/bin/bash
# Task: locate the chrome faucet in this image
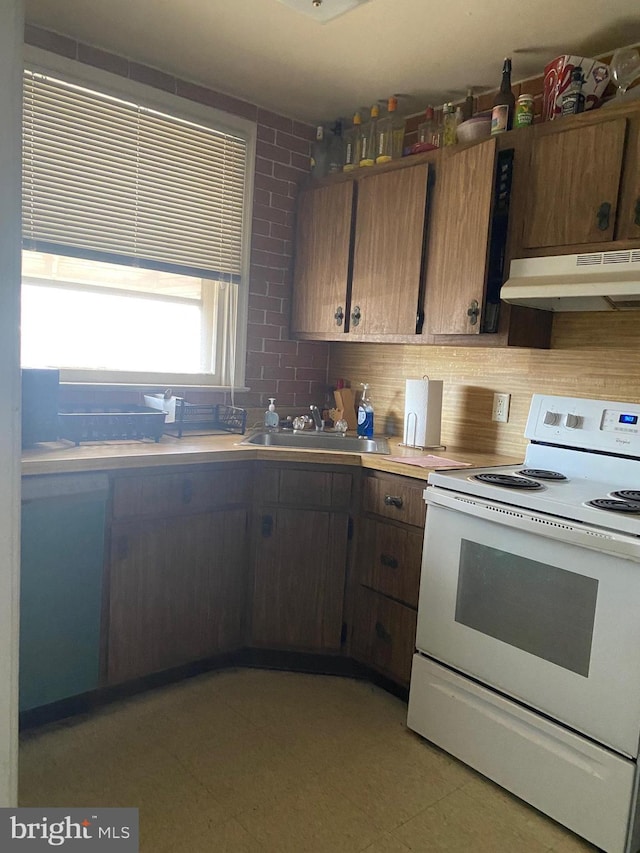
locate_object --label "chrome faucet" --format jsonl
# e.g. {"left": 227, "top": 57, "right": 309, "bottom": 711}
{"left": 309, "top": 405, "right": 324, "bottom": 431}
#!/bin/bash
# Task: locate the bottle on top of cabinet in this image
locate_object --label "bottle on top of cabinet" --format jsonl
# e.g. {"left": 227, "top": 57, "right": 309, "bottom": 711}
{"left": 418, "top": 106, "right": 440, "bottom": 148}
{"left": 376, "top": 96, "right": 405, "bottom": 163}
{"left": 442, "top": 103, "right": 457, "bottom": 146}
{"left": 343, "top": 111, "right": 362, "bottom": 172}
{"left": 561, "top": 67, "right": 586, "bottom": 116}
{"left": 310, "top": 125, "right": 329, "bottom": 177}
{"left": 359, "top": 105, "right": 379, "bottom": 167}
{"left": 491, "top": 58, "right": 516, "bottom": 134}
{"left": 328, "top": 119, "right": 344, "bottom": 173}
{"left": 462, "top": 87, "right": 474, "bottom": 121}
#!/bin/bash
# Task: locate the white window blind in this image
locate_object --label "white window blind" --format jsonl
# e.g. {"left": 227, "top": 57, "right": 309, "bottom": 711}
{"left": 22, "top": 69, "right": 248, "bottom": 282}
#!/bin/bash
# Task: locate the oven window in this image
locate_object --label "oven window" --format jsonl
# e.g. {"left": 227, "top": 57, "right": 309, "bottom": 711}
{"left": 455, "top": 540, "right": 598, "bottom": 677}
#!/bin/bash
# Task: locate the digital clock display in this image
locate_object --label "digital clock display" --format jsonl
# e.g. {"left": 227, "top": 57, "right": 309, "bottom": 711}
{"left": 619, "top": 414, "right": 638, "bottom": 425}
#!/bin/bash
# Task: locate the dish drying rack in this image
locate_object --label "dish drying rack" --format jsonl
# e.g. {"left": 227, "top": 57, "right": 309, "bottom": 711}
{"left": 144, "top": 395, "right": 247, "bottom": 438}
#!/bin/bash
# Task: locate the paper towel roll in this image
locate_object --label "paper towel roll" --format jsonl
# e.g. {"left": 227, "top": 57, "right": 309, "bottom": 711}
{"left": 403, "top": 379, "right": 443, "bottom": 448}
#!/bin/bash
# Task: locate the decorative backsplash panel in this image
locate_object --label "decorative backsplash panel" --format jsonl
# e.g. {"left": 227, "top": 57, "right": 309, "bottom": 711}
{"left": 328, "top": 312, "right": 640, "bottom": 458}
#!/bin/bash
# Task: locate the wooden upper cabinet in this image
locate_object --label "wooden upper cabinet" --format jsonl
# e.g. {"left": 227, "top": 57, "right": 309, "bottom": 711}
{"left": 350, "top": 163, "right": 429, "bottom": 336}
{"left": 522, "top": 118, "right": 626, "bottom": 249}
{"left": 617, "top": 115, "right": 640, "bottom": 242}
{"left": 425, "top": 138, "right": 497, "bottom": 336}
{"left": 291, "top": 180, "right": 354, "bottom": 336}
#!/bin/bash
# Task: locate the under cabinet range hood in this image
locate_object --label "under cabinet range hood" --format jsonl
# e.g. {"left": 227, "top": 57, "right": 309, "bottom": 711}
{"left": 501, "top": 250, "right": 640, "bottom": 311}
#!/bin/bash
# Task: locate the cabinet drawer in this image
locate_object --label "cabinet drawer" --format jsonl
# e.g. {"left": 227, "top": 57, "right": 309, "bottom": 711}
{"left": 351, "top": 586, "right": 417, "bottom": 686}
{"left": 359, "top": 517, "right": 422, "bottom": 608}
{"left": 256, "top": 465, "right": 353, "bottom": 510}
{"left": 112, "top": 465, "right": 252, "bottom": 519}
{"left": 362, "top": 473, "right": 426, "bottom": 527}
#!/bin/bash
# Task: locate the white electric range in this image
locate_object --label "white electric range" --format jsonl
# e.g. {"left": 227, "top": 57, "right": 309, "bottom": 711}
{"left": 408, "top": 394, "right": 640, "bottom": 853}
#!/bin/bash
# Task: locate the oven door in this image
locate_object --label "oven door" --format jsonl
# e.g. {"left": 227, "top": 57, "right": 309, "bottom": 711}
{"left": 415, "top": 488, "right": 640, "bottom": 757}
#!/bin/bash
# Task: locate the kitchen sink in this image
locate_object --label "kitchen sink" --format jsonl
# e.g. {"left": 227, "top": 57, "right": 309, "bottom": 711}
{"left": 240, "top": 430, "right": 390, "bottom": 454}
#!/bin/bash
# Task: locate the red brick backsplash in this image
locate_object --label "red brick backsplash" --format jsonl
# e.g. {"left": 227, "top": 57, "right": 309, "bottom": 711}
{"left": 25, "top": 25, "right": 330, "bottom": 418}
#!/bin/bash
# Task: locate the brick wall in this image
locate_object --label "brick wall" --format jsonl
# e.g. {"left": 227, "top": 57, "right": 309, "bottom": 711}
{"left": 24, "top": 26, "right": 330, "bottom": 418}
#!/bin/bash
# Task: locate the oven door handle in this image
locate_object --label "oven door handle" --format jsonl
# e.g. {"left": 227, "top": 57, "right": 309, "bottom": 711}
{"left": 424, "top": 487, "right": 640, "bottom": 563}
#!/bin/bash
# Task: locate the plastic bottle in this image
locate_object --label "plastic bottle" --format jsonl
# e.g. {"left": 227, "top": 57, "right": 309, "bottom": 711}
{"left": 376, "top": 96, "right": 405, "bottom": 163}
{"left": 442, "top": 103, "right": 457, "bottom": 147}
{"left": 357, "top": 383, "right": 374, "bottom": 438}
{"left": 462, "top": 87, "right": 475, "bottom": 122}
{"left": 310, "top": 125, "right": 329, "bottom": 177}
{"left": 264, "top": 398, "right": 279, "bottom": 429}
{"left": 359, "top": 105, "right": 379, "bottom": 167}
{"left": 343, "top": 112, "right": 362, "bottom": 172}
{"left": 418, "top": 106, "right": 440, "bottom": 148}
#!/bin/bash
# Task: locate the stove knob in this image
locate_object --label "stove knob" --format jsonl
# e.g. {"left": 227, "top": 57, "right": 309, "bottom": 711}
{"left": 543, "top": 411, "right": 560, "bottom": 425}
{"left": 565, "top": 413, "right": 582, "bottom": 429}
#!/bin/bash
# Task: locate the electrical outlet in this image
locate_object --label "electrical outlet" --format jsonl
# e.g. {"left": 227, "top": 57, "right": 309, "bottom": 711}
{"left": 492, "top": 392, "right": 511, "bottom": 423}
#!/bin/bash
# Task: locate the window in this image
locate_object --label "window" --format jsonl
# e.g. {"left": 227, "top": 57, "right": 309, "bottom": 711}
{"left": 21, "top": 48, "right": 255, "bottom": 387}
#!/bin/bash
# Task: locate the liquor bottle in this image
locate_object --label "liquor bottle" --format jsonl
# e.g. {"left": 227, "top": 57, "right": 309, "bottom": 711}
{"left": 328, "top": 119, "right": 344, "bottom": 173}
{"left": 343, "top": 112, "right": 362, "bottom": 172}
{"left": 359, "top": 104, "right": 379, "bottom": 167}
{"left": 561, "top": 67, "right": 586, "bottom": 116}
{"left": 442, "top": 103, "right": 457, "bottom": 147}
{"left": 310, "top": 125, "right": 329, "bottom": 177}
{"left": 376, "top": 96, "right": 405, "bottom": 163}
{"left": 491, "top": 58, "right": 516, "bottom": 135}
{"left": 418, "top": 106, "right": 440, "bottom": 148}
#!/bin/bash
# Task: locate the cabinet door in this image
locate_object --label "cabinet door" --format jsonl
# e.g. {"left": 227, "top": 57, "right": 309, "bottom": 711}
{"left": 291, "top": 181, "right": 354, "bottom": 336}
{"left": 616, "top": 115, "right": 640, "bottom": 241}
{"left": 351, "top": 586, "right": 417, "bottom": 686}
{"left": 350, "top": 164, "right": 429, "bottom": 336}
{"left": 522, "top": 119, "right": 626, "bottom": 249}
{"left": 425, "top": 139, "right": 496, "bottom": 335}
{"left": 107, "top": 508, "right": 248, "bottom": 684}
{"left": 251, "top": 507, "right": 349, "bottom": 652}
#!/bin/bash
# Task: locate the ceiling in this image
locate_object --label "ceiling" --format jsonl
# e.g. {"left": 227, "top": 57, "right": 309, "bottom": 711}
{"left": 24, "top": 0, "right": 640, "bottom": 123}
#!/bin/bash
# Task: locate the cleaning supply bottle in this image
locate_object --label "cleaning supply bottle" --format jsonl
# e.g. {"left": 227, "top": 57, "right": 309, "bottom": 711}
{"left": 357, "top": 383, "right": 374, "bottom": 438}
{"left": 264, "top": 398, "right": 279, "bottom": 429}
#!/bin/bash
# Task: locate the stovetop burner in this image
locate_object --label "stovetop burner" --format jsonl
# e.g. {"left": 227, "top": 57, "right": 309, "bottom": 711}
{"left": 587, "top": 499, "right": 640, "bottom": 513}
{"left": 473, "top": 473, "right": 544, "bottom": 490}
{"left": 518, "top": 468, "right": 567, "bottom": 481}
{"left": 612, "top": 490, "right": 640, "bottom": 503}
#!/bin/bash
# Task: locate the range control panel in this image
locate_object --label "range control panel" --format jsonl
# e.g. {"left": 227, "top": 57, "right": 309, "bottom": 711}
{"left": 525, "top": 395, "right": 640, "bottom": 456}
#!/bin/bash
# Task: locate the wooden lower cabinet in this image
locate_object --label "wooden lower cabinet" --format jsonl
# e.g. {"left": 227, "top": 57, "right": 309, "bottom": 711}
{"left": 351, "top": 586, "right": 417, "bottom": 686}
{"left": 250, "top": 463, "right": 354, "bottom": 653}
{"left": 107, "top": 507, "right": 248, "bottom": 684}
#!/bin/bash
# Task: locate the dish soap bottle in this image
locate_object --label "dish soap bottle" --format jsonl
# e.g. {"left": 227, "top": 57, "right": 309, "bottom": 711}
{"left": 357, "top": 383, "right": 374, "bottom": 438}
{"left": 264, "top": 398, "right": 279, "bottom": 429}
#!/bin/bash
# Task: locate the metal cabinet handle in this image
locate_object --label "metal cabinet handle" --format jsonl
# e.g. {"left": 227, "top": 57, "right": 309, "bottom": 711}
{"left": 380, "top": 553, "right": 399, "bottom": 569}
{"left": 467, "top": 300, "right": 480, "bottom": 326}
{"left": 261, "top": 514, "right": 273, "bottom": 538}
{"left": 334, "top": 306, "right": 344, "bottom": 327}
{"left": 597, "top": 202, "right": 611, "bottom": 231}
{"left": 375, "top": 621, "right": 392, "bottom": 643}
{"left": 351, "top": 305, "right": 361, "bottom": 327}
{"left": 634, "top": 198, "right": 640, "bottom": 228}
{"left": 182, "top": 478, "right": 193, "bottom": 504}
{"left": 384, "top": 495, "right": 403, "bottom": 508}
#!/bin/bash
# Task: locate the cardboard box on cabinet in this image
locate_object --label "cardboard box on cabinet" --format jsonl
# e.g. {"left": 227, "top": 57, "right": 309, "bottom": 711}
{"left": 543, "top": 55, "right": 610, "bottom": 121}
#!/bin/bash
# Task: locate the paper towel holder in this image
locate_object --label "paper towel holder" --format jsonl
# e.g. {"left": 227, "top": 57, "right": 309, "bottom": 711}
{"left": 399, "top": 375, "right": 446, "bottom": 451}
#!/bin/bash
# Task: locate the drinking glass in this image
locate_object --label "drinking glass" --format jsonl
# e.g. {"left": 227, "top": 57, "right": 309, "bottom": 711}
{"left": 610, "top": 47, "right": 640, "bottom": 96}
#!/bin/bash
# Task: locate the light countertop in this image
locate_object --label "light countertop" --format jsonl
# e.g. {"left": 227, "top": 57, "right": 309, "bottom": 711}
{"left": 22, "top": 432, "right": 521, "bottom": 480}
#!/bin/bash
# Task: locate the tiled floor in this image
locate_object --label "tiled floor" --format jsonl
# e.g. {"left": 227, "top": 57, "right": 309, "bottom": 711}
{"left": 19, "top": 668, "right": 596, "bottom": 852}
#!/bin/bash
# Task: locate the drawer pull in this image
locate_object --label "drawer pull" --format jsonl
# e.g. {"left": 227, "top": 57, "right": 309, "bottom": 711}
{"left": 380, "top": 553, "right": 399, "bottom": 569}
{"left": 375, "top": 621, "right": 392, "bottom": 643}
{"left": 384, "top": 495, "right": 403, "bottom": 509}
{"left": 182, "top": 479, "right": 193, "bottom": 504}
